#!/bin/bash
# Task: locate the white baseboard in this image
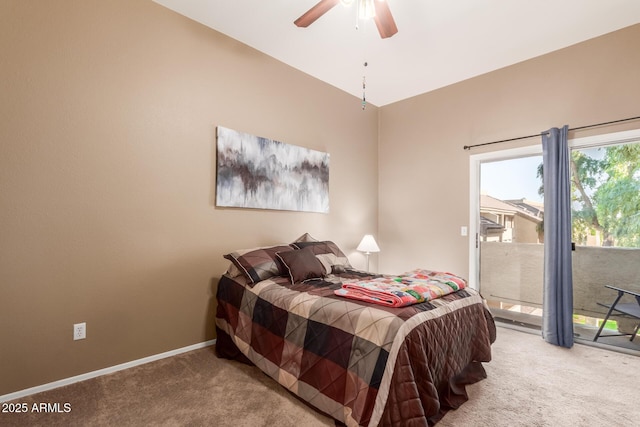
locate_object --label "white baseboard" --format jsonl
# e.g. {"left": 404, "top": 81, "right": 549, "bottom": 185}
{"left": 0, "top": 339, "right": 216, "bottom": 403}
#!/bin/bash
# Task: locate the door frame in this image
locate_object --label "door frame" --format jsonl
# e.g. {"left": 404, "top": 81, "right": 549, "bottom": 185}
{"left": 468, "top": 128, "right": 640, "bottom": 290}
{"left": 468, "top": 144, "right": 542, "bottom": 289}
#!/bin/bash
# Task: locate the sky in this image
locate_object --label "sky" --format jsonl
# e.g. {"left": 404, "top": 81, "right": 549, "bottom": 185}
{"left": 480, "top": 155, "right": 544, "bottom": 202}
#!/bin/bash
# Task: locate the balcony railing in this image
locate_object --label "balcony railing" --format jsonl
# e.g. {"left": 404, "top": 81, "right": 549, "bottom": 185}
{"left": 480, "top": 242, "right": 640, "bottom": 346}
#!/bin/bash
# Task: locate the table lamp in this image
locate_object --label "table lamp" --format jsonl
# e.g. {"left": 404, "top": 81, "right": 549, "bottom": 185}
{"left": 357, "top": 234, "right": 380, "bottom": 272}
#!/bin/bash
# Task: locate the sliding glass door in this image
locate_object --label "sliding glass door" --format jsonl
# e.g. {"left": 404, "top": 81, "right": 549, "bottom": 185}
{"left": 569, "top": 134, "right": 640, "bottom": 345}
{"left": 470, "top": 129, "right": 640, "bottom": 347}
{"left": 470, "top": 149, "right": 545, "bottom": 327}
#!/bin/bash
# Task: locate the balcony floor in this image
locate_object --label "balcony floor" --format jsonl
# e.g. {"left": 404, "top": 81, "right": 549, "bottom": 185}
{"left": 490, "top": 307, "right": 640, "bottom": 355}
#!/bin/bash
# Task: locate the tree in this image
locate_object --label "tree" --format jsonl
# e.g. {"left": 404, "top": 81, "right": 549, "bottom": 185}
{"left": 537, "top": 142, "right": 640, "bottom": 248}
{"left": 592, "top": 144, "right": 640, "bottom": 247}
{"left": 570, "top": 150, "right": 609, "bottom": 245}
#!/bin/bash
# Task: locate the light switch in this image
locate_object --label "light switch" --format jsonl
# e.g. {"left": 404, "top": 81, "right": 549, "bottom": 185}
{"left": 461, "top": 226, "right": 468, "bottom": 236}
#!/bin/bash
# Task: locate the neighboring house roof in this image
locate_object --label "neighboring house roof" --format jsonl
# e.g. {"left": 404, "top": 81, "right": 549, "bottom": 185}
{"left": 505, "top": 198, "right": 544, "bottom": 218}
{"left": 480, "top": 194, "right": 542, "bottom": 223}
{"left": 481, "top": 194, "right": 518, "bottom": 213}
{"left": 480, "top": 216, "right": 504, "bottom": 231}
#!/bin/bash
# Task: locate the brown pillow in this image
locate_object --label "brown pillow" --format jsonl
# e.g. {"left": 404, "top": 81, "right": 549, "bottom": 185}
{"left": 291, "top": 232, "right": 319, "bottom": 243}
{"left": 290, "top": 240, "right": 352, "bottom": 274}
{"left": 224, "top": 245, "right": 293, "bottom": 284}
{"left": 276, "top": 247, "right": 325, "bottom": 283}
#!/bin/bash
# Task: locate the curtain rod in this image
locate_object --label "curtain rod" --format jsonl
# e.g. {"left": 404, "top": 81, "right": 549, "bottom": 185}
{"left": 463, "top": 115, "right": 640, "bottom": 151}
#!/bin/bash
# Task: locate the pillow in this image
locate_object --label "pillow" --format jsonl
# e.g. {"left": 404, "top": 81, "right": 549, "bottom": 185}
{"left": 224, "top": 262, "right": 243, "bottom": 278}
{"left": 291, "top": 232, "right": 319, "bottom": 243}
{"left": 224, "top": 245, "right": 293, "bottom": 284}
{"left": 276, "top": 246, "right": 325, "bottom": 283}
{"left": 290, "top": 240, "right": 352, "bottom": 274}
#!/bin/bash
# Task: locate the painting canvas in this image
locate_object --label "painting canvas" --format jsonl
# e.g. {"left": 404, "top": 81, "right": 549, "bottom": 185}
{"left": 216, "top": 126, "right": 330, "bottom": 213}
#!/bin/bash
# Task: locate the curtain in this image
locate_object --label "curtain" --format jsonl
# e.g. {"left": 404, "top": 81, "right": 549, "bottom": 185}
{"left": 541, "top": 125, "right": 574, "bottom": 348}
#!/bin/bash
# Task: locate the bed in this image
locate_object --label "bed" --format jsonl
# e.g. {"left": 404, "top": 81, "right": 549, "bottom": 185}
{"left": 215, "top": 238, "right": 496, "bottom": 426}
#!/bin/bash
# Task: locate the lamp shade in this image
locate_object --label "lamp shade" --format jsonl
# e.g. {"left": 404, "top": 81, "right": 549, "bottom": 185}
{"left": 357, "top": 234, "right": 380, "bottom": 253}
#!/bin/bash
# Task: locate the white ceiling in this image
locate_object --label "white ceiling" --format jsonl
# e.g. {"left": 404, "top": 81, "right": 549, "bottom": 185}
{"left": 152, "top": 0, "right": 640, "bottom": 107}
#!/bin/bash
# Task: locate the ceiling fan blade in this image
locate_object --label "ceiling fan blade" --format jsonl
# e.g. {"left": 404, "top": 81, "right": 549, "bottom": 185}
{"left": 373, "top": 0, "right": 398, "bottom": 39}
{"left": 294, "top": 0, "right": 341, "bottom": 28}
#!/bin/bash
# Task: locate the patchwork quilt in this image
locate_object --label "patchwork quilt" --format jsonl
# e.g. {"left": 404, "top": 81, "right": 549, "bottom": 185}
{"left": 334, "top": 269, "right": 467, "bottom": 307}
{"left": 215, "top": 270, "right": 496, "bottom": 426}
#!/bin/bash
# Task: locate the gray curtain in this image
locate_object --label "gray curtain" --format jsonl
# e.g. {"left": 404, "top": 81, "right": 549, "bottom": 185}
{"left": 541, "top": 125, "right": 574, "bottom": 348}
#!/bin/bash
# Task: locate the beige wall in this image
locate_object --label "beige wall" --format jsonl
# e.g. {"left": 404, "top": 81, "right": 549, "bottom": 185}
{"left": 0, "top": 0, "right": 379, "bottom": 395}
{"left": 2, "top": 0, "right": 639, "bottom": 398}
{"left": 378, "top": 24, "right": 640, "bottom": 277}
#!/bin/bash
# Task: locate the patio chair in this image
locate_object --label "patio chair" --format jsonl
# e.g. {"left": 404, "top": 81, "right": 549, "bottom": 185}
{"left": 593, "top": 285, "right": 640, "bottom": 342}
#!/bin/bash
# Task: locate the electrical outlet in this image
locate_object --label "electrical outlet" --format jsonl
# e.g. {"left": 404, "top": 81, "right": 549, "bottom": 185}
{"left": 73, "top": 322, "right": 86, "bottom": 340}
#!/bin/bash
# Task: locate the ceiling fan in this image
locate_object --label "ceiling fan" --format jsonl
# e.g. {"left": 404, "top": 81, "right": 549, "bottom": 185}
{"left": 294, "top": 0, "right": 398, "bottom": 39}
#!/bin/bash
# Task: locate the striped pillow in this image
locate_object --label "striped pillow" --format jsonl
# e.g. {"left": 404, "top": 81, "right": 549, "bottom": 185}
{"left": 224, "top": 245, "right": 293, "bottom": 285}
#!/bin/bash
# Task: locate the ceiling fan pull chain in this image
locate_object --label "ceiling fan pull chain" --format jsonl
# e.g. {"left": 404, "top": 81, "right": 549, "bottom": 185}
{"left": 362, "top": 76, "right": 366, "bottom": 110}
{"left": 362, "top": 61, "right": 367, "bottom": 110}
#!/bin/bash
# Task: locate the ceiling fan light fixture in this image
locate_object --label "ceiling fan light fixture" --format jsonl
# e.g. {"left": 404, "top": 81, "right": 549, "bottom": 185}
{"left": 295, "top": 0, "right": 397, "bottom": 39}
{"left": 358, "top": 0, "right": 375, "bottom": 20}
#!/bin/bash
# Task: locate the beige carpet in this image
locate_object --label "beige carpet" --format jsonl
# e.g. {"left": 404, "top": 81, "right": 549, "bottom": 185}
{"left": 439, "top": 326, "right": 640, "bottom": 427}
{"left": 2, "top": 326, "right": 639, "bottom": 426}
{"left": 0, "top": 347, "right": 334, "bottom": 427}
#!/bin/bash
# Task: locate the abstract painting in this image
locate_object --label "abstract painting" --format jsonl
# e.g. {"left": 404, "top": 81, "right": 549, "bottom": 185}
{"left": 216, "top": 126, "right": 330, "bottom": 213}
